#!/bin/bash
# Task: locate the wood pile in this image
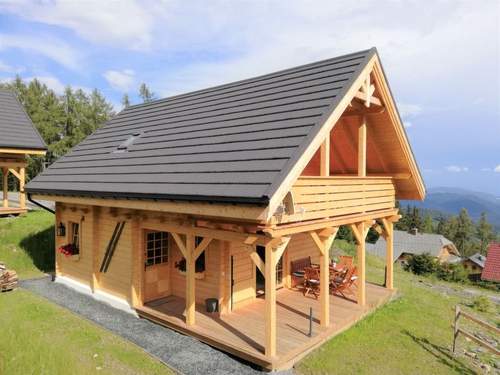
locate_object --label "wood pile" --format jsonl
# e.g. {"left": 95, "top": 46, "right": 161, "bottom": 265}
{"left": 0, "top": 263, "right": 18, "bottom": 292}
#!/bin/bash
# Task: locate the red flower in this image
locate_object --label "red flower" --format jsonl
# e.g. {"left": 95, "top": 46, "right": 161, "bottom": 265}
{"left": 57, "top": 244, "right": 78, "bottom": 257}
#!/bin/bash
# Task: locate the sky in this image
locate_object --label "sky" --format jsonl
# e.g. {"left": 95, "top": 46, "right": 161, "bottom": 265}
{"left": 0, "top": 0, "right": 498, "bottom": 195}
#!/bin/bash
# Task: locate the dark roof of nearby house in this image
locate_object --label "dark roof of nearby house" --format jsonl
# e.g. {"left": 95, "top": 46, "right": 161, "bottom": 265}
{"left": 27, "top": 49, "right": 376, "bottom": 203}
{"left": 466, "top": 253, "right": 486, "bottom": 268}
{"left": 0, "top": 89, "right": 47, "bottom": 151}
{"left": 366, "top": 230, "right": 459, "bottom": 262}
{"left": 481, "top": 242, "right": 500, "bottom": 282}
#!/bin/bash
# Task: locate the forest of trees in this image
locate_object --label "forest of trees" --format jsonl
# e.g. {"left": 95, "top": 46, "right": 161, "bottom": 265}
{"left": 0, "top": 76, "right": 154, "bottom": 184}
{"left": 395, "top": 203, "right": 498, "bottom": 257}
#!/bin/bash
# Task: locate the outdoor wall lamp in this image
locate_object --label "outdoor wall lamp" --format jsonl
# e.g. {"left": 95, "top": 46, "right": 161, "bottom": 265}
{"left": 57, "top": 222, "right": 66, "bottom": 237}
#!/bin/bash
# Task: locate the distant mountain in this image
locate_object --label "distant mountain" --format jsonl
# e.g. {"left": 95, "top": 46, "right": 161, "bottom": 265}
{"left": 402, "top": 187, "right": 500, "bottom": 230}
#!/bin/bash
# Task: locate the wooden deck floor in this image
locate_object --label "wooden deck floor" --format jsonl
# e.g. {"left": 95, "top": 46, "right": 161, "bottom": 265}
{"left": 137, "top": 283, "right": 395, "bottom": 370}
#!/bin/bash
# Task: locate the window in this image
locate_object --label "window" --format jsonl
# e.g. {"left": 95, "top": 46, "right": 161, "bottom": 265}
{"left": 69, "top": 222, "right": 80, "bottom": 254}
{"left": 195, "top": 236, "right": 206, "bottom": 273}
{"left": 145, "top": 231, "right": 169, "bottom": 266}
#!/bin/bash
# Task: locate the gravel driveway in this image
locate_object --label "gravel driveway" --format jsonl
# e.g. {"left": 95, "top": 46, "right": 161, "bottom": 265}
{"left": 21, "top": 277, "right": 293, "bottom": 375}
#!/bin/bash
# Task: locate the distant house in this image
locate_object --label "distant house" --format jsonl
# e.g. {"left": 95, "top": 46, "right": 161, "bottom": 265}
{"left": 367, "top": 229, "right": 460, "bottom": 264}
{"left": 0, "top": 89, "right": 47, "bottom": 215}
{"left": 481, "top": 242, "right": 500, "bottom": 282}
{"left": 462, "top": 253, "right": 486, "bottom": 275}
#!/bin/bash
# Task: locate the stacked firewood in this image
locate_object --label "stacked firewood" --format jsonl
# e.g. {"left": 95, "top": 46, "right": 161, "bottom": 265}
{"left": 0, "top": 263, "right": 18, "bottom": 292}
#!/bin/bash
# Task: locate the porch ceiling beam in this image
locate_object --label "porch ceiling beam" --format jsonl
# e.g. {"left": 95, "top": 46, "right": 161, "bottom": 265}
{"left": 263, "top": 208, "right": 400, "bottom": 237}
{"left": 0, "top": 161, "right": 27, "bottom": 168}
{"left": 141, "top": 221, "right": 271, "bottom": 245}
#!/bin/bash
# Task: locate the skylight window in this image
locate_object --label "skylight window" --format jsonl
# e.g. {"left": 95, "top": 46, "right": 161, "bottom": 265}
{"left": 114, "top": 132, "right": 142, "bottom": 153}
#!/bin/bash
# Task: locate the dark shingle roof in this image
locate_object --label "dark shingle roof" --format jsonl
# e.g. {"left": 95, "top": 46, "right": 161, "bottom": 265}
{"left": 367, "top": 230, "right": 459, "bottom": 261}
{"left": 467, "top": 253, "right": 486, "bottom": 268}
{"left": 0, "top": 89, "right": 47, "bottom": 150}
{"left": 27, "top": 49, "right": 375, "bottom": 203}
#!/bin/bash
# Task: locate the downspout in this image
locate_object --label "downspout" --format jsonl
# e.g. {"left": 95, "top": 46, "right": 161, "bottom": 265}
{"left": 27, "top": 193, "right": 55, "bottom": 214}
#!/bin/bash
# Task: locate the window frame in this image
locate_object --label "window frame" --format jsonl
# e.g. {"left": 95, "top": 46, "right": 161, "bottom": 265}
{"left": 144, "top": 230, "right": 169, "bottom": 267}
{"left": 68, "top": 221, "right": 80, "bottom": 255}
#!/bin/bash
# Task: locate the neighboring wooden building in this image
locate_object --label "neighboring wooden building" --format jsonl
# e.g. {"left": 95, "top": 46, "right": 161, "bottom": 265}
{"left": 26, "top": 48, "right": 425, "bottom": 370}
{"left": 482, "top": 242, "right": 500, "bottom": 282}
{"left": 367, "top": 229, "right": 460, "bottom": 265}
{"left": 0, "top": 89, "right": 47, "bottom": 215}
{"left": 462, "top": 253, "right": 485, "bottom": 275}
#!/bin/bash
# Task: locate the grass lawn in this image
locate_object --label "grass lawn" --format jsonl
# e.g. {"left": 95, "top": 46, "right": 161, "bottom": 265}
{"left": 298, "top": 242, "right": 499, "bottom": 374}
{"left": 0, "top": 211, "right": 172, "bottom": 375}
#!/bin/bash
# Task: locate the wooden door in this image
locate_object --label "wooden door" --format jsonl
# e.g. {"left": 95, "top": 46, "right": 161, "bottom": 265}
{"left": 143, "top": 231, "right": 170, "bottom": 303}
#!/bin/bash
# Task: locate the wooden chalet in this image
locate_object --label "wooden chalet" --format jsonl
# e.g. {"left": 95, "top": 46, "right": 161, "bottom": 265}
{"left": 0, "top": 89, "right": 47, "bottom": 215}
{"left": 26, "top": 48, "right": 425, "bottom": 370}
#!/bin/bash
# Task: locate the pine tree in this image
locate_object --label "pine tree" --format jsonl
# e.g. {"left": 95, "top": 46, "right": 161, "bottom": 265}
{"left": 423, "top": 214, "right": 434, "bottom": 233}
{"left": 476, "top": 212, "right": 493, "bottom": 254}
{"left": 139, "top": 83, "right": 155, "bottom": 103}
{"left": 121, "top": 93, "right": 131, "bottom": 108}
{"left": 454, "top": 208, "right": 474, "bottom": 256}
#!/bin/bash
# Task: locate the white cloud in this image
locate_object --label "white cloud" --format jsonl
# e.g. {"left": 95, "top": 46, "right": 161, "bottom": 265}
{"left": 27, "top": 76, "right": 66, "bottom": 94}
{"left": 0, "top": 0, "right": 156, "bottom": 50}
{"left": 446, "top": 165, "right": 469, "bottom": 173}
{"left": 403, "top": 121, "right": 412, "bottom": 128}
{"left": 398, "top": 103, "right": 423, "bottom": 118}
{"left": 103, "top": 69, "right": 135, "bottom": 91}
{"left": 0, "top": 60, "right": 24, "bottom": 73}
{"left": 494, "top": 165, "right": 500, "bottom": 173}
{"left": 0, "top": 33, "right": 81, "bottom": 70}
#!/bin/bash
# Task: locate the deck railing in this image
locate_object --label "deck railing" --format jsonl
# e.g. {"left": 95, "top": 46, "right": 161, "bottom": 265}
{"left": 280, "top": 176, "right": 396, "bottom": 223}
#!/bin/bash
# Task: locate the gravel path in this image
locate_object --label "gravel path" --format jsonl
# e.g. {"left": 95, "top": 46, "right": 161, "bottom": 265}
{"left": 21, "top": 277, "right": 293, "bottom": 375}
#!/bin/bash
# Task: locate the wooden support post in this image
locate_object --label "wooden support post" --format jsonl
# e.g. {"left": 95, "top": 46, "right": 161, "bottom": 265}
{"left": 91, "top": 206, "right": 101, "bottom": 293}
{"left": 19, "top": 167, "right": 25, "bottom": 209}
{"left": 320, "top": 138, "right": 330, "bottom": 176}
{"left": 350, "top": 222, "right": 367, "bottom": 306}
{"left": 358, "top": 116, "right": 366, "bottom": 177}
{"left": 310, "top": 228, "right": 337, "bottom": 328}
{"left": 131, "top": 215, "right": 143, "bottom": 307}
{"left": 383, "top": 219, "right": 394, "bottom": 290}
{"left": 2, "top": 168, "right": 7, "bottom": 208}
{"left": 264, "top": 243, "right": 277, "bottom": 358}
{"left": 185, "top": 234, "right": 196, "bottom": 326}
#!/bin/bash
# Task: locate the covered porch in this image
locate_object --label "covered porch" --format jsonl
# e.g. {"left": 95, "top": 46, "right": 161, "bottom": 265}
{"left": 137, "top": 282, "right": 395, "bottom": 370}
{"left": 0, "top": 155, "right": 27, "bottom": 216}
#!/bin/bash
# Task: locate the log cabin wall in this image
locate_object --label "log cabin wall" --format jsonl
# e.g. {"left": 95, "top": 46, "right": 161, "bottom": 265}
{"left": 229, "top": 242, "right": 256, "bottom": 309}
{"left": 55, "top": 202, "right": 93, "bottom": 287}
{"left": 169, "top": 239, "right": 222, "bottom": 304}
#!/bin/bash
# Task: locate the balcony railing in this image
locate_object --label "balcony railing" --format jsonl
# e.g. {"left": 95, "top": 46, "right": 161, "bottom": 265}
{"left": 278, "top": 176, "right": 396, "bottom": 223}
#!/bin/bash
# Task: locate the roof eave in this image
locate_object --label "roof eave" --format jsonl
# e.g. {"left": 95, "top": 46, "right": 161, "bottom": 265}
{"left": 26, "top": 187, "right": 270, "bottom": 207}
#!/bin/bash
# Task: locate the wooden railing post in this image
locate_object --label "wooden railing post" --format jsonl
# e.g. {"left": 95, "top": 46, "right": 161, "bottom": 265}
{"left": 2, "top": 168, "right": 8, "bottom": 208}
{"left": 385, "top": 220, "right": 394, "bottom": 290}
{"left": 452, "top": 305, "right": 460, "bottom": 355}
{"left": 19, "top": 166, "right": 26, "bottom": 209}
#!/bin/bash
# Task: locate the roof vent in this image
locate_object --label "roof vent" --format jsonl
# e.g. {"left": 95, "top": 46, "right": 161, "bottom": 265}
{"left": 114, "top": 132, "right": 142, "bottom": 153}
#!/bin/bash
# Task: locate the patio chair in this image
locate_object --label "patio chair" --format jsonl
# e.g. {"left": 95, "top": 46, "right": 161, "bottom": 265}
{"left": 303, "top": 267, "right": 320, "bottom": 299}
{"left": 330, "top": 266, "right": 357, "bottom": 299}
{"left": 338, "top": 255, "right": 353, "bottom": 268}
{"left": 291, "top": 256, "right": 312, "bottom": 288}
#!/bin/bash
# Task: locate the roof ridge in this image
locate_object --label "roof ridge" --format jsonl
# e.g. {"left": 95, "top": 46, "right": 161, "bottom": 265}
{"left": 123, "top": 48, "right": 374, "bottom": 112}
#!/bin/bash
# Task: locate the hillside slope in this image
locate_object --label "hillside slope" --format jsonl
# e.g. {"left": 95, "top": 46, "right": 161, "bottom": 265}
{"left": 403, "top": 187, "right": 500, "bottom": 229}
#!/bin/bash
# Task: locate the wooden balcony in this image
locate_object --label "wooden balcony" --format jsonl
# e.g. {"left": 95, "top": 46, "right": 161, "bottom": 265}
{"left": 279, "top": 176, "right": 396, "bottom": 223}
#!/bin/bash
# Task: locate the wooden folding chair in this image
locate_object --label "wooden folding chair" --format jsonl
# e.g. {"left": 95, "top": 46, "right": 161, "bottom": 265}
{"left": 303, "top": 267, "right": 320, "bottom": 299}
{"left": 330, "top": 266, "right": 357, "bottom": 299}
{"left": 338, "top": 255, "right": 353, "bottom": 268}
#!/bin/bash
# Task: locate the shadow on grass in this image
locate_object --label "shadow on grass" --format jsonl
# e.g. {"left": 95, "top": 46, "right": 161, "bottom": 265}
{"left": 20, "top": 225, "right": 55, "bottom": 273}
{"left": 402, "top": 329, "right": 475, "bottom": 375}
